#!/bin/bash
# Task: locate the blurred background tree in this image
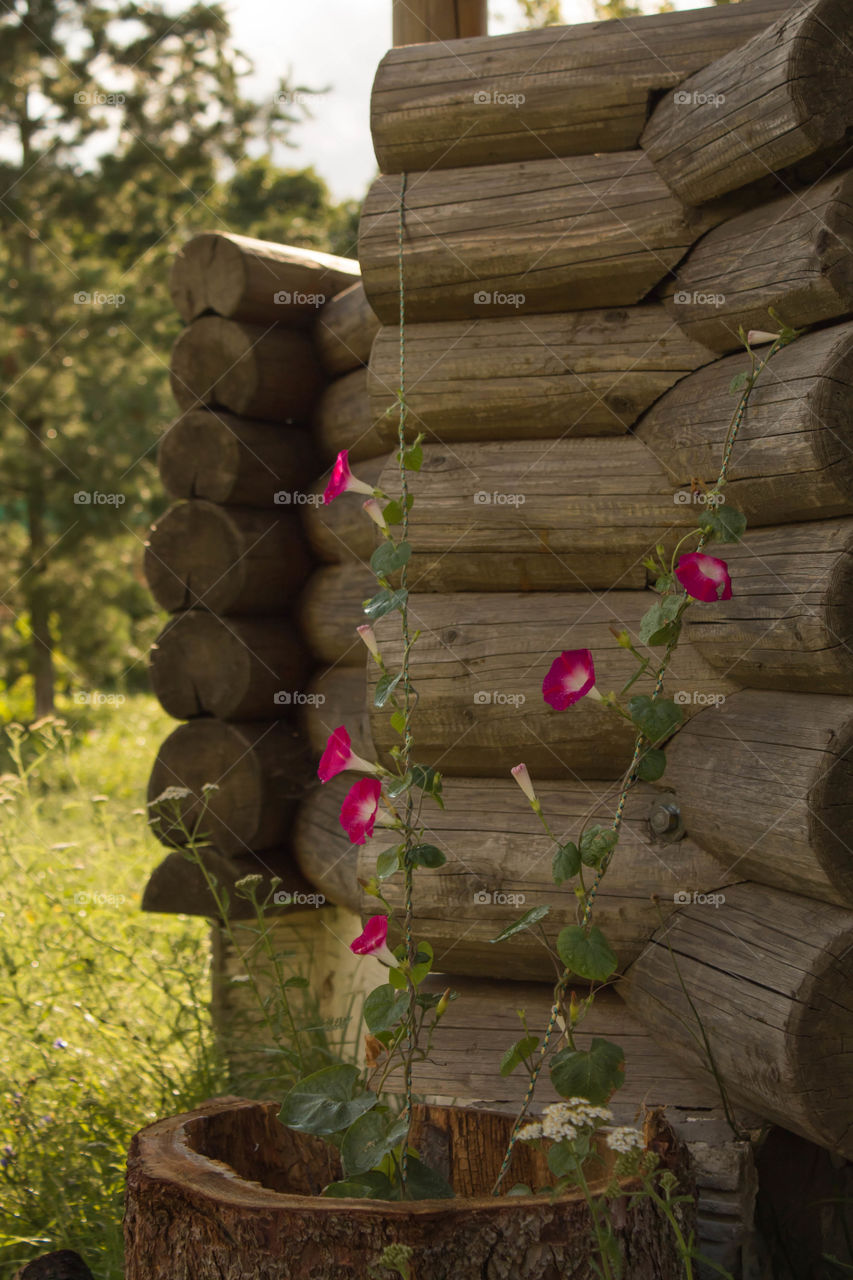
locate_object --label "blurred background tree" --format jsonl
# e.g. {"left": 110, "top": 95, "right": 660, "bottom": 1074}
{"left": 0, "top": 0, "right": 356, "bottom": 718}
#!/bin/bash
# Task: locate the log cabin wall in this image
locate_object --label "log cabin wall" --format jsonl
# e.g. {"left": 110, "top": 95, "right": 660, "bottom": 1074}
{"left": 142, "top": 3, "right": 853, "bottom": 1274}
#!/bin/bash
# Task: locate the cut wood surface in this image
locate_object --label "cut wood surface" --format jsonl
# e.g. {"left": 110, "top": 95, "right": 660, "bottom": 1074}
{"left": 372, "top": 0, "right": 789, "bottom": 172}
{"left": 641, "top": 0, "right": 853, "bottom": 205}
{"left": 683, "top": 518, "right": 853, "bottom": 694}
{"left": 663, "top": 169, "right": 853, "bottom": 352}
{"left": 359, "top": 152, "right": 708, "bottom": 324}
{"left": 169, "top": 231, "right": 359, "bottom": 325}
{"left": 635, "top": 321, "right": 853, "bottom": 523}
{"left": 123, "top": 1095, "right": 684, "bottom": 1280}
{"left": 369, "top": 307, "right": 716, "bottom": 443}
{"left": 149, "top": 613, "right": 309, "bottom": 721}
{"left": 620, "top": 881, "right": 853, "bottom": 1158}
{"left": 369, "top": 592, "right": 738, "bottom": 777}
{"left": 144, "top": 501, "right": 311, "bottom": 615}
{"left": 302, "top": 454, "right": 387, "bottom": 565}
{"left": 170, "top": 316, "right": 322, "bottom": 422}
{"left": 370, "top": 439, "right": 693, "bottom": 591}
{"left": 393, "top": 0, "right": 487, "bottom": 47}
{"left": 302, "top": 665, "right": 374, "bottom": 763}
{"left": 314, "top": 368, "right": 387, "bottom": 463}
{"left": 297, "top": 565, "right": 375, "bottom": 666}
{"left": 663, "top": 689, "right": 853, "bottom": 906}
{"left": 158, "top": 409, "right": 317, "bottom": 507}
{"left": 313, "top": 282, "right": 381, "bottom": 377}
{"left": 294, "top": 775, "right": 738, "bottom": 977}
{"left": 142, "top": 846, "right": 315, "bottom": 919}
{"left": 147, "top": 719, "right": 311, "bottom": 856}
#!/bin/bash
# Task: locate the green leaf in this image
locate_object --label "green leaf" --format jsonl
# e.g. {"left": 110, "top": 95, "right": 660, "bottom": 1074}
{"left": 698, "top": 502, "right": 747, "bottom": 545}
{"left": 729, "top": 370, "right": 750, "bottom": 395}
{"left": 375, "top": 845, "right": 402, "bottom": 881}
{"left": 279, "top": 1065, "right": 376, "bottom": 1136}
{"left": 323, "top": 1171, "right": 394, "bottom": 1199}
{"left": 556, "top": 925, "right": 618, "bottom": 981}
{"left": 411, "top": 764, "right": 445, "bottom": 809}
{"left": 636, "top": 747, "right": 667, "bottom": 782}
{"left": 388, "top": 942, "right": 434, "bottom": 989}
{"left": 547, "top": 1140, "right": 578, "bottom": 1179}
{"left": 370, "top": 540, "right": 411, "bottom": 576}
{"left": 507, "top": 1183, "right": 533, "bottom": 1196}
{"left": 341, "top": 1111, "right": 410, "bottom": 1176}
{"left": 386, "top": 771, "right": 413, "bottom": 799}
{"left": 404, "top": 1156, "right": 454, "bottom": 1200}
{"left": 403, "top": 441, "right": 423, "bottom": 472}
{"left": 489, "top": 904, "right": 550, "bottom": 944}
{"left": 550, "top": 1037, "right": 625, "bottom": 1105}
{"left": 363, "top": 588, "right": 408, "bottom": 622}
{"left": 282, "top": 975, "right": 310, "bottom": 989}
{"left": 628, "top": 695, "right": 684, "bottom": 745}
{"left": 553, "top": 842, "right": 580, "bottom": 885}
{"left": 408, "top": 843, "right": 446, "bottom": 869}
{"left": 638, "top": 595, "right": 684, "bottom": 646}
{"left": 500, "top": 1033, "right": 540, "bottom": 1077}
{"left": 390, "top": 709, "right": 406, "bottom": 735}
{"left": 363, "top": 984, "right": 409, "bottom": 1033}
{"left": 381, "top": 495, "right": 414, "bottom": 525}
{"left": 374, "top": 671, "right": 402, "bottom": 708}
{"left": 579, "top": 826, "right": 618, "bottom": 869}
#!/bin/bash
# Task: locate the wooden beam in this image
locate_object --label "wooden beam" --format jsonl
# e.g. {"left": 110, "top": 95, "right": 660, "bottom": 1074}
{"left": 392, "top": 0, "right": 487, "bottom": 47}
{"left": 314, "top": 368, "right": 387, "bottom": 463}
{"left": 313, "top": 282, "right": 381, "bottom": 378}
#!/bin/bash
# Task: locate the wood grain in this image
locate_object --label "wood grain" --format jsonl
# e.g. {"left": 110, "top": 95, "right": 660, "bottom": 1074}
{"left": 313, "top": 282, "right": 381, "bottom": 378}
{"left": 314, "top": 368, "right": 388, "bottom": 463}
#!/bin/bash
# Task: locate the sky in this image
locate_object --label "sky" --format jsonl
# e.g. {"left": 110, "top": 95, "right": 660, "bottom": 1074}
{"left": 224, "top": 0, "right": 714, "bottom": 202}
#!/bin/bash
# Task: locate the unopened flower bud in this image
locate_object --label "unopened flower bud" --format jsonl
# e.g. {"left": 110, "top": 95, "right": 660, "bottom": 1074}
{"left": 363, "top": 498, "right": 387, "bottom": 530}
{"left": 356, "top": 624, "right": 381, "bottom": 660}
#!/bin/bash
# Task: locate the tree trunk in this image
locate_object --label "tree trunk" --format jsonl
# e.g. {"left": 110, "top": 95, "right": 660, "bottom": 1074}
{"left": 24, "top": 418, "right": 54, "bottom": 718}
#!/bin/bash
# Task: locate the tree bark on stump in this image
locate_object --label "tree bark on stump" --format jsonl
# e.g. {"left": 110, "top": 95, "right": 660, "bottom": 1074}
{"left": 124, "top": 1097, "right": 691, "bottom": 1280}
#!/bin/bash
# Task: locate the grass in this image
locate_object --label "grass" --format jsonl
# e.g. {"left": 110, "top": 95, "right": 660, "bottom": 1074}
{"left": 0, "top": 696, "right": 227, "bottom": 1279}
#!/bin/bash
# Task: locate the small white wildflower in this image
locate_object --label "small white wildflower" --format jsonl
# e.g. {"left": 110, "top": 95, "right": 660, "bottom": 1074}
{"left": 518, "top": 1122, "right": 543, "bottom": 1141}
{"left": 606, "top": 1126, "right": 644, "bottom": 1154}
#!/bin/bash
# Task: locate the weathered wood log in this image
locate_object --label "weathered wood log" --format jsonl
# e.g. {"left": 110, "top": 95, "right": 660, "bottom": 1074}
{"left": 393, "top": 0, "right": 487, "bottom": 47}
{"left": 314, "top": 368, "right": 387, "bottom": 463}
{"left": 372, "top": 439, "right": 690, "bottom": 591}
{"left": 359, "top": 153, "right": 709, "bottom": 324}
{"left": 369, "top": 592, "right": 737, "bottom": 777}
{"left": 663, "top": 689, "right": 853, "bottom": 906}
{"left": 170, "top": 316, "right": 322, "bottom": 422}
{"left": 124, "top": 1095, "right": 685, "bottom": 1280}
{"left": 302, "top": 454, "right": 387, "bottom": 565}
{"left": 158, "top": 409, "right": 318, "bottom": 507}
{"left": 313, "top": 282, "right": 380, "bottom": 377}
{"left": 372, "top": 1, "right": 789, "bottom": 172}
{"left": 683, "top": 518, "right": 853, "bottom": 695}
{"left": 663, "top": 170, "right": 853, "bottom": 353}
{"left": 142, "top": 846, "right": 316, "bottom": 919}
{"left": 641, "top": 0, "right": 853, "bottom": 205}
{"left": 169, "top": 232, "right": 359, "bottom": 326}
{"left": 149, "top": 613, "right": 309, "bottom": 721}
{"left": 297, "top": 566, "right": 375, "bottom": 666}
{"left": 294, "top": 775, "right": 738, "bottom": 978}
{"left": 635, "top": 321, "right": 853, "bottom": 523}
{"left": 619, "top": 881, "right": 853, "bottom": 1158}
{"left": 369, "top": 307, "right": 716, "bottom": 443}
{"left": 302, "top": 666, "right": 374, "bottom": 762}
{"left": 144, "top": 501, "right": 311, "bottom": 615}
{"left": 148, "top": 719, "right": 311, "bottom": 856}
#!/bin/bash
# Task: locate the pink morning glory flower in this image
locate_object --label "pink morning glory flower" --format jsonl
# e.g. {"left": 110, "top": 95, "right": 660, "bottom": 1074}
{"left": 542, "top": 649, "right": 597, "bottom": 711}
{"left": 362, "top": 498, "right": 388, "bottom": 530}
{"left": 340, "top": 777, "right": 383, "bottom": 845}
{"left": 350, "top": 914, "right": 389, "bottom": 956}
{"left": 317, "top": 726, "right": 379, "bottom": 783}
{"left": 675, "top": 552, "right": 732, "bottom": 602}
{"left": 322, "top": 449, "right": 375, "bottom": 504}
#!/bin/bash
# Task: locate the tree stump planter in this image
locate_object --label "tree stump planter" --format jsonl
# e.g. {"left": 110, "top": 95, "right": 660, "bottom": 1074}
{"left": 124, "top": 1096, "right": 690, "bottom": 1280}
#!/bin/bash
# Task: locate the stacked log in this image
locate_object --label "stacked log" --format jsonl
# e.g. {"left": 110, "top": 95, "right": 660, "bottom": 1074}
{"left": 144, "top": 234, "right": 382, "bottom": 915}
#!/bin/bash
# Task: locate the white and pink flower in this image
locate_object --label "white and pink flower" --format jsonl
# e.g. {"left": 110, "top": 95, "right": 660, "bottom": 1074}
{"left": 356, "top": 624, "right": 381, "bottom": 661}
{"left": 322, "top": 449, "right": 375, "bottom": 505}
{"left": 675, "top": 552, "right": 732, "bottom": 603}
{"left": 350, "top": 914, "right": 390, "bottom": 956}
{"left": 511, "top": 763, "right": 537, "bottom": 805}
{"left": 317, "top": 726, "right": 379, "bottom": 784}
{"left": 542, "top": 649, "right": 598, "bottom": 711}
{"left": 339, "top": 777, "right": 383, "bottom": 845}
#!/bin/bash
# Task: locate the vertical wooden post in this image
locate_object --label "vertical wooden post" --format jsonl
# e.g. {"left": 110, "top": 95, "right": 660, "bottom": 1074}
{"left": 392, "top": 0, "right": 488, "bottom": 46}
